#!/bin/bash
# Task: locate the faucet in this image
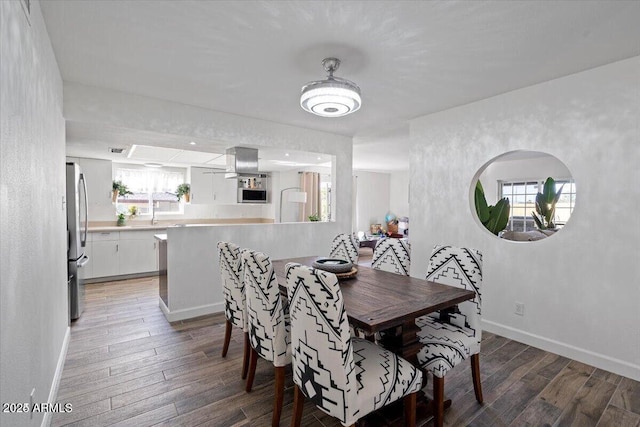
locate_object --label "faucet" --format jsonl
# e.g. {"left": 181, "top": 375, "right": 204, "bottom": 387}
{"left": 151, "top": 199, "right": 158, "bottom": 225}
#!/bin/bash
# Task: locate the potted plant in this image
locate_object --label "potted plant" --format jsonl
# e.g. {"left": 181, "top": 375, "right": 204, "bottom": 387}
{"left": 308, "top": 213, "right": 320, "bottom": 222}
{"left": 474, "top": 180, "right": 510, "bottom": 235}
{"left": 116, "top": 213, "right": 126, "bottom": 227}
{"left": 128, "top": 205, "right": 138, "bottom": 220}
{"left": 176, "top": 183, "right": 191, "bottom": 203}
{"left": 112, "top": 180, "right": 132, "bottom": 203}
{"left": 531, "top": 177, "right": 564, "bottom": 230}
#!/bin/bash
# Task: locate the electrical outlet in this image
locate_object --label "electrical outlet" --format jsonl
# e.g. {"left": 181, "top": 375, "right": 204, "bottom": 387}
{"left": 515, "top": 302, "right": 525, "bottom": 316}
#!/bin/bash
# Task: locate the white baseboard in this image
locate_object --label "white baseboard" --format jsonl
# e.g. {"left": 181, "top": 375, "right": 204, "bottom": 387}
{"left": 482, "top": 319, "right": 640, "bottom": 381}
{"left": 41, "top": 326, "right": 71, "bottom": 427}
{"left": 159, "top": 298, "right": 224, "bottom": 322}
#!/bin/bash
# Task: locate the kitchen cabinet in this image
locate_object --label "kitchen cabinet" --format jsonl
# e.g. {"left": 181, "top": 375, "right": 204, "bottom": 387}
{"left": 90, "top": 233, "right": 119, "bottom": 278}
{"left": 119, "top": 231, "right": 158, "bottom": 275}
{"left": 190, "top": 167, "right": 237, "bottom": 204}
{"left": 85, "top": 230, "right": 160, "bottom": 280}
{"left": 67, "top": 157, "right": 113, "bottom": 208}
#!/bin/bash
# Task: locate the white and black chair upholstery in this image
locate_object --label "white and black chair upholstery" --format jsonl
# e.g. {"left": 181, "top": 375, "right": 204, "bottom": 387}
{"left": 372, "top": 238, "right": 411, "bottom": 276}
{"left": 241, "top": 249, "right": 291, "bottom": 427}
{"left": 217, "top": 241, "right": 250, "bottom": 380}
{"left": 415, "top": 245, "right": 484, "bottom": 427}
{"left": 329, "top": 233, "right": 359, "bottom": 264}
{"left": 285, "top": 263, "right": 422, "bottom": 427}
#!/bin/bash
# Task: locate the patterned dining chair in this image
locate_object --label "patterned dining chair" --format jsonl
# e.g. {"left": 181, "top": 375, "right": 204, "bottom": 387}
{"left": 217, "top": 241, "right": 250, "bottom": 380}
{"left": 415, "top": 245, "right": 484, "bottom": 427}
{"left": 371, "top": 238, "right": 411, "bottom": 276}
{"left": 370, "top": 238, "right": 411, "bottom": 342}
{"left": 285, "top": 263, "right": 423, "bottom": 427}
{"left": 241, "top": 249, "right": 291, "bottom": 427}
{"left": 329, "top": 233, "right": 359, "bottom": 264}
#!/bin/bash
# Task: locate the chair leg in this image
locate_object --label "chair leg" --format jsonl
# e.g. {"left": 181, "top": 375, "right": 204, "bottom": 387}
{"left": 403, "top": 391, "right": 417, "bottom": 427}
{"left": 471, "top": 353, "right": 483, "bottom": 403}
{"left": 272, "top": 366, "right": 285, "bottom": 427}
{"left": 245, "top": 347, "right": 258, "bottom": 392}
{"left": 291, "top": 384, "right": 304, "bottom": 427}
{"left": 221, "top": 319, "right": 232, "bottom": 357}
{"left": 241, "top": 332, "right": 250, "bottom": 379}
{"left": 433, "top": 375, "right": 445, "bottom": 427}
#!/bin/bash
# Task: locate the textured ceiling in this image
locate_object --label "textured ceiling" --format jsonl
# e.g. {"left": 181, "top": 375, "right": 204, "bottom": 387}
{"left": 42, "top": 1, "right": 640, "bottom": 171}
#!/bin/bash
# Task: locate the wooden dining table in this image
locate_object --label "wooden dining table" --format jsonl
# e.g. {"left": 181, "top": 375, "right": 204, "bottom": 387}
{"left": 272, "top": 256, "right": 475, "bottom": 370}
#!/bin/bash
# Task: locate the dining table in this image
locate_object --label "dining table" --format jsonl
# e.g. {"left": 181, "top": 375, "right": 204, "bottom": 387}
{"left": 272, "top": 256, "right": 475, "bottom": 372}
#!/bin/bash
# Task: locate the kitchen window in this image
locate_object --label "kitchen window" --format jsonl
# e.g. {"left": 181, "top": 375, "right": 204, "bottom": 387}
{"left": 113, "top": 165, "right": 186, "bottom": 215}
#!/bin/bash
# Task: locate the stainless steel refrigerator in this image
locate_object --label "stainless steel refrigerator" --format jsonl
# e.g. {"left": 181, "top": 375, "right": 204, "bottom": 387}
{"left": 66, "top": 162, "right": 89, "bottom": 321}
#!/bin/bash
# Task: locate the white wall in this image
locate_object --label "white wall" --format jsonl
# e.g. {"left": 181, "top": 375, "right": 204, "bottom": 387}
{"left": 353, "top": 171, "right": 390, "bottom": 233}
{"left": 389, "top": 170, "right": 410, "bottom": 219}
{"left": 1, "top": 2, "right": 69, "bottom": 426}
{"left": 410, "top": 57, "right": 640, "bottom": 380}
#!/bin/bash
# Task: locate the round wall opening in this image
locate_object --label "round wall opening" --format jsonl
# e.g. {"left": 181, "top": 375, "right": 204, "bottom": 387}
{"left": 471, "top": 150, "right": 575, "bottom": 242}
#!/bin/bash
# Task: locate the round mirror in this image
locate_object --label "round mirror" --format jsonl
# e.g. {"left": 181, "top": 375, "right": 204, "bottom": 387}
{"left": 472, "top": 151, "right": 575, "bottom": 241}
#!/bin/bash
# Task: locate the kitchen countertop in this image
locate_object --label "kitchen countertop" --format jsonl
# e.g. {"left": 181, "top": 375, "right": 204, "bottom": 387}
{"left": 88, "top": 224, "right": 170, "bottom": 232}
{"left": 88, "top": 218, "right": 274, "bottom": 232}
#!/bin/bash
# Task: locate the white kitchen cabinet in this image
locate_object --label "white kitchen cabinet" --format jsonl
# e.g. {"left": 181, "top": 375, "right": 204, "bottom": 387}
{"left": 119, "top": 231, "right": 158, "bottom": 275}
{"left": 91, "top": 240, "right": 119, "bottom": 278}
{"left": 190, "top": 166, "right": 237, "bottom": 204}
{"left": 86, "top": 229, "right": 160, "bottom": 280}
{"left": 212, "top": 172, "right": 238, "bottom": 204}
{"left": 190, "top": 167, "right": 216, "bottom": 204}
{"left": 68, "top": 157, "right": 113, "bottom": 208}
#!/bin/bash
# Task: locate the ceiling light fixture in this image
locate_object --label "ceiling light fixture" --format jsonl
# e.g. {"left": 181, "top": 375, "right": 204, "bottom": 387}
{"left": 300, "top": 57, "right": 361, "bottom": 118}
{"left": 189, "top": 141, "right": 196, "bottom": 145}
{"left": 144, "top": 162, "right": 163, "bottom": 168}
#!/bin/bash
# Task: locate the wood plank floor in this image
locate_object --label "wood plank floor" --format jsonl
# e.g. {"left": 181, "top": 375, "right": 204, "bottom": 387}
{"left": 52, "top": 274, "right": 639, "bottom": 427}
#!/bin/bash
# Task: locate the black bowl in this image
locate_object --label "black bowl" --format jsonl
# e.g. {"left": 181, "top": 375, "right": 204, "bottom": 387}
{"left": 312, "top": 258, "right": 353, "bottom": 274}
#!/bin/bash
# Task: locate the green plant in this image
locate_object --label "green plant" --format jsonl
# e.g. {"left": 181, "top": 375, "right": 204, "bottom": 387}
{"left": 475, "top": 180, "right": 510, "bottom": 235}
{"left": 531, "top": 177, "right": 564, "bottom": 230}
{"left": 128, "top": 205, "right": 138, "bottom": 218}
{"left": 112, "top": 180, "right": 132, "bottom": 196}
{"left": 308, "top": 213, "right": 320, "bottom": 222}
{"left": 176, "top": 183, "right": 191, "bottom": 201}
{"left": 116, "top": 213, "right": 126, "bottom": 226}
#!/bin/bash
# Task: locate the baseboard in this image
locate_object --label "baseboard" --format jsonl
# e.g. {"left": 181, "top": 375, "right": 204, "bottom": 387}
{"left": 85, "top": 271, "right": 159, "bottom": 284}
{"left": 41, "top": 326, "right": 71, "bottom": 427}
{"left": 482, "top": 319, "right": 640, "bottom": 381}
{"left": 159, "top": 299, "right": 224, "bottom": 322}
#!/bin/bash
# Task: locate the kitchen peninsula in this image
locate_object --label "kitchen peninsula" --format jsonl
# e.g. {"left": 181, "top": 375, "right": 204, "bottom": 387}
{"left": 158, "top": 220, "right": 343, "bottom": 322}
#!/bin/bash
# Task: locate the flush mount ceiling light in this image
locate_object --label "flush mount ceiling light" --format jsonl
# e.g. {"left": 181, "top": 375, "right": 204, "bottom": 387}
{"left": 300, "top": 57, "right": 361, "bottom": 117}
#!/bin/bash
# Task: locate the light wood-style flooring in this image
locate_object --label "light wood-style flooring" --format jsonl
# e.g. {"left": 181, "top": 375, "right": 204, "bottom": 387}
{"left": 53, "top": 271, "right": 639, "bottom": 426}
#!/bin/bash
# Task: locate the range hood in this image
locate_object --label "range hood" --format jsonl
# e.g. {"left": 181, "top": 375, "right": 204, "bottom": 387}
{"left": 225, "top": 147, "right": 267, "bottom": 179}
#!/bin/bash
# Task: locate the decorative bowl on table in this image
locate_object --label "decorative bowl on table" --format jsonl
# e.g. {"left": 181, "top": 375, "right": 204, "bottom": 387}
{"left": 312, "top": 258, "right": 353, "bottom": 274}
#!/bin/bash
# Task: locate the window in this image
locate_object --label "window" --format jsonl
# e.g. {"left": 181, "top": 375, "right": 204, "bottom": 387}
{"left": 500, "top": 178, "right": 575, "bottom": 232}
{"left": 320, "top": 175, "right": 332, "bottom": 221}
{"left": 114, "top": 165, "right": 186, "bottom": 216}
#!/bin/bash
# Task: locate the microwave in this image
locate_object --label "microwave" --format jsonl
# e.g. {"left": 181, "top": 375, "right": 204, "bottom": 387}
{"left": 238, "top": 188, "right": 267, "bottom": 203}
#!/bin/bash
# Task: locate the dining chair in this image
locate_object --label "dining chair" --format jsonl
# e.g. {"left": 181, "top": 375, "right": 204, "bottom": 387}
{"left": 371, "top": 238, "right": 411, "bottom": 276}
{"left": 415, "top": 245, "right": 484, "bottom": 427}
{"left": 241, "top": 249, "right": 291, "bottom": 427}
{"left": 329, "top": 232, "right": 359, "bottom": 264}
{"left": 217, "top": 241, "right": 250, "bottom": 380}
{"left": 285, "top": 263, "right": 423, "bottom": 427}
